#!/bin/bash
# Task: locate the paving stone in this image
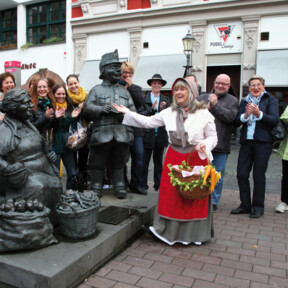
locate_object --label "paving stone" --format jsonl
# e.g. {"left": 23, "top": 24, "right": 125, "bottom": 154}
{"left": 144, "top": 252, "right": 174, "bottom": 263}
{"left": 150, "top": 261, "right": 184, "bottom": 275}
{"left": 269, "top": 276, "right": 288, "bottom": 288}
{"left": 215, "top": 274, "right": 250, "bottom": 288}
{"left": 105, "top": 270, "right": 140, "bottom": 285}
{"left": 105, "top": 261, "right": 132, "bottom": 273}
{"left": 253, "top": 264, "right": 287, "bottom": 277}
{"left": 182, "top": 268, "right": 216, "bottom": 282}
{"left": 128, "top": 266, "right": 162, "bottom": 280}
{"left": 192, "top": 279, "right": 230, "bottom": 288}
{"left": 234, "top": 269, "right": 269, "bottom": 284}
{"left": 85, "top": 276, "right": 116, "bottom": 288}
{"left": 171, "top": 257, "right": 203, "bottom": 270}
{"left": 136, "top": 277, "right": 173, "bottom": 288}
{"left": 202, "top": 263, "right": 235, "bottom": 277}
{"left": 122, "top": 247, "right": 147, "bottom": 258}
{"left": 122, "top": 256, "right": 154, "bottom": 268}
{"left": 220, "top": 259, "right": 252, "bottom": 272}
{"left": 159, "top": 272, "right": 194, "bottom": 287}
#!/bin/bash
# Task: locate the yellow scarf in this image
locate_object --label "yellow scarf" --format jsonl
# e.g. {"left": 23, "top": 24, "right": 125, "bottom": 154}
{"left": 67, "top": 86, "right": 87, "bottom": 105}
{"left": 56, "top": 101, "right": 67, "bottom": 110}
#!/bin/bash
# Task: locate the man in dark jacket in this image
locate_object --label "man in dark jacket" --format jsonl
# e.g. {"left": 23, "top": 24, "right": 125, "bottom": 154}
{"left": 198, "top": 74, "right": 238, "bottom": 211}
{"left": 120, "top": 61, "right": 146, "bottom": 195}
{"left": 138, "top": 74, "right": 170, "bottom": 192}
{"left": 84, "top": 50, "right": 136, "bottom": 199}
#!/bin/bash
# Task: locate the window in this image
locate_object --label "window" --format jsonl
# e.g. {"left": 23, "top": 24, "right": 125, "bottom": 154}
{"left": 0, "top": 8, "right": 17, "bottom": 49}
{"left": 27, "top": 0, "right": 66, "bottom": 45}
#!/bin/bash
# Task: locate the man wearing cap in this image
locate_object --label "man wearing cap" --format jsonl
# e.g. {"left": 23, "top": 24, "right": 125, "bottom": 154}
{"left": 84, "top": 50, "right": 136, "bottom": 199}
{"left": 138, "top": 74, "right": 170, "bottom": 192}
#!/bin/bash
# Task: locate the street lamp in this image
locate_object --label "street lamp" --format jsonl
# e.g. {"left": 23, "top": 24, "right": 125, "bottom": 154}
{"left": 182, "top": 31, "right": 196, "bottom": 77}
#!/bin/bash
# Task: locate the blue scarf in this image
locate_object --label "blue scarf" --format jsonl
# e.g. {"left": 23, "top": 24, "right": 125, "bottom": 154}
{"left": 245, "top": 90, "right": 266, "bottom": 125}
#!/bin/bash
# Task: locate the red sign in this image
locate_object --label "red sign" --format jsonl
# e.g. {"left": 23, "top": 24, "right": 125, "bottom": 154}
{"left": 5, "top": 61, "right": 21, "bottom": 68}
{"left": 5, "top": 68, "right": 16, "bottom": 72}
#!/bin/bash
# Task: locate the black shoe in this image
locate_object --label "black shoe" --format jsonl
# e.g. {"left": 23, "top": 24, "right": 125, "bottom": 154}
{"left": 231, "top": 207, "right": 251, "bottom": 215}
{"left": 212, "top": 204, "right": 217, "bottom": 212}
{"left": 249, "top": 210, "right": 264, "bottom": 218}
{"left": 141, "top": 224, "right": 153, "bottom": 235}
{"left": 130, "top": 187, "right": 147, "bottom": 195}
{"left": 114, "top": 189, "right": 127, "bottom": 199}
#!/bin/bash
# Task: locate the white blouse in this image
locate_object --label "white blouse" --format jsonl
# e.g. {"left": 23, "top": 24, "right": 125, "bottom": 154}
{"left": 123, "top": 107, "right": 218, "bottom": 159}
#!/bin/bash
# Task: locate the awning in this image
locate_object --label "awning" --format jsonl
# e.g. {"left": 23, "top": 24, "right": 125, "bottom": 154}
{"left": 133, "top": 54, "right": 187, "bottom": 91}
{"left": 79, "top": 58, "right": 127, "bottom": 92}
{"left": 256, "top": 50, "right": 288, "bottom": 87}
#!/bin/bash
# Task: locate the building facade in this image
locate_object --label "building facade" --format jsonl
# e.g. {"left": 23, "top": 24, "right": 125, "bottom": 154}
{"left": 0, "top": 0, "right": 73, "bottom": 86}
{"left": 0, "top": 0, "right": 287, "bottom": 107}
{"left": 71, "top": 0, "right": 288, "bottom": 107}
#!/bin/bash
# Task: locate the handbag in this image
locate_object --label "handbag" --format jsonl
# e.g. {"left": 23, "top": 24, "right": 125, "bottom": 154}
{"left": 270, "top": 120, "right": 286, "bottom": 142}
{"left": 264, "top": 97, "right": 287, "bottom": 142}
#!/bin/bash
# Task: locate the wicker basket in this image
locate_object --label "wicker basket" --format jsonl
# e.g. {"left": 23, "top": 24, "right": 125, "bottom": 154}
{"left": 56, "top": 201, "right": 100, "bottom": 239}
{"left": 171, "top": 148, "right": 211, "bottom": 200}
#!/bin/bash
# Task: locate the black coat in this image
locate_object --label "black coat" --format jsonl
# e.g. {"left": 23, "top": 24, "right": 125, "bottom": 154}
{"left": 235, "top": 92, "right": 279, "bottom": 144}
{"left": 199, "top": 93, "right": 238, "bottom": 153}
{"left": 138, "top": 92, "right": 170, "bottom": 149}
{"left": 30, "top": 98, "right": 53, "bottom": 137}
{"left": 126, "top": 84, "right": 145, "bottom": 137}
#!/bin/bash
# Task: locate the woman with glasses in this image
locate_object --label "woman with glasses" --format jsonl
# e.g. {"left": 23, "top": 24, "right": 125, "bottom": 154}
{"left": 29, "top": 78, "right": 56, "bottom": 143}
{"left": 231, "top": 75, "right": 279, "bottom": 218}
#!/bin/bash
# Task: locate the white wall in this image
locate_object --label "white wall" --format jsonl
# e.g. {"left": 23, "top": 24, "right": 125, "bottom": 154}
{"left": 0, "top": 43, "right": 67, "bottom": 85}
{"left": 141, "top": 25, "right": 190, "bottom": 56}
{"left": 259, "top": 15, "right": 288, "bottom": 50}
{"left": 87, "top": 31, "right": 130, "bottom": 60}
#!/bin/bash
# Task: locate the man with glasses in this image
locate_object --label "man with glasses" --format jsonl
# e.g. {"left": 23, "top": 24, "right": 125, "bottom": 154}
{"left": 120, "top": 61, "right": 146, "bottom": 195}
{"left": 199, "top": 74, "right": 238, "bottom": 211}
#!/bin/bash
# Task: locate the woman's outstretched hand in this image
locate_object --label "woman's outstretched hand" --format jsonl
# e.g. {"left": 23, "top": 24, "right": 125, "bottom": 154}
{"left": 113, "top": 103, "right": 129, "bottom": 114}
{"left": 195, "top": 143, "right": 206, "bottom": 153}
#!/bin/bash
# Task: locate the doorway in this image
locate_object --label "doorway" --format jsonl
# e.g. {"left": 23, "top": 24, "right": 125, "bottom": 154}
{"left": 206, "top": 65, "right": 241, "bottom": 99}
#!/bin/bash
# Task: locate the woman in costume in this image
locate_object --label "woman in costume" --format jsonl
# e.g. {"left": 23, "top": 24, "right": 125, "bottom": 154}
{"left": 113, "top": 77, "right": 217, "bottom": 245}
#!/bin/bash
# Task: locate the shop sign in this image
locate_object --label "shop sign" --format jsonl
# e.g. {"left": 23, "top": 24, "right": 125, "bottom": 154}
{"left": 21, "top": 63, "right": 37, "bottom": 70}
{"left": 207, "top": 21, "right": 242, "bottom": 54}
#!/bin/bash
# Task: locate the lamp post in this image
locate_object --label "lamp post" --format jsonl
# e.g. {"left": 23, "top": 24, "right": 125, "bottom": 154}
{"left": 182, "top": 31, "right": 196, "bottom": 77}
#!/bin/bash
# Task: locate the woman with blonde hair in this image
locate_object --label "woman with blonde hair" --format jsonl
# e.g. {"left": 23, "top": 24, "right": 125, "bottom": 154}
{"left": 66, "top": 74, "right": 90, "bottom": 187}
{"left": 113, "top": 77, "right": 217, "bottom": 245}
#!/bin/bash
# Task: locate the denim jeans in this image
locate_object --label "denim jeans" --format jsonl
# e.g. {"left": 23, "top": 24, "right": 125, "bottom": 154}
{"left": 140, "top": 146, "right": 164, "bottom": 191}
{"left": 129, "top": 136, "right": 144, "bottom": 190}
{"left": 55, "top": 151, "right": 77, "bottom": 189}
{"left": 212, "top": 152, "right": 228, "bottom": 205}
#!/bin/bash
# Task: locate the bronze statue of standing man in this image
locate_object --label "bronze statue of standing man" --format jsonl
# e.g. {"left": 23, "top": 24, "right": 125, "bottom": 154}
{"left": 84, "top": 50, "right": 136, "bottom": 199}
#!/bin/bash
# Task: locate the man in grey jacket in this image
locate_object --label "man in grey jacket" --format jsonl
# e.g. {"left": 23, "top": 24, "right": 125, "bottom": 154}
{"left": 198, "top": 74, "right": 238, "bottom": 211}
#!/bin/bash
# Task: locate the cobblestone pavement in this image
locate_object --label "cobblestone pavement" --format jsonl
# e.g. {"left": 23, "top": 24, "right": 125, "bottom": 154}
{"left": 78, "top": 145, "right": 288, "bottom": 288}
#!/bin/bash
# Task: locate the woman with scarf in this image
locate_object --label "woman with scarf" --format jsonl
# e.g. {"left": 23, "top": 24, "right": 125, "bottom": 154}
{"left": 113, "top": 77, "right": 217, "bottom": 246}
{"left": 29, "top": 78, "right": 55, "bottom": 146}
{"left": 52, "top": 84, "right": 81, "bottom": 190}
{"left": 231, "top": 75, "right": 279, "bottom": 218}
{"left": 66, "top": 74, "right": 89, "bottom": 186}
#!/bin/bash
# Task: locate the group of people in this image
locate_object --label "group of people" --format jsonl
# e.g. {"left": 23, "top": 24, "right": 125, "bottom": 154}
{"left": 113, "top": 72, "right": 287, "bottom": 246}
{"left": 0, "top": 54, "right": 287, "bottom": 246}
{"left": 0, "top": 71, "right": 89, "bottom": 190}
